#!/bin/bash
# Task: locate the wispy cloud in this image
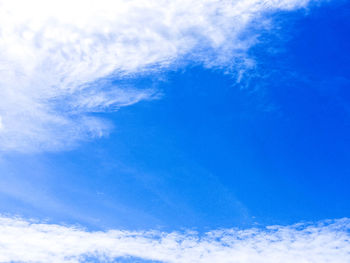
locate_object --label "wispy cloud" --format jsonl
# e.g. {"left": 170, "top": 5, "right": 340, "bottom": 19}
{"left": 0, "top": 216, "right": 348, "bottom": 262}
{"left": 0, "top": 0, "right": 315, "bottom": 152}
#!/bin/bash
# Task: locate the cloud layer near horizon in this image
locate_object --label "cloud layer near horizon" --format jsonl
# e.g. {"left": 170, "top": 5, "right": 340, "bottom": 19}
{"left": 0, "top": 216, "right": 349, "bottom": 263}
{"left": 0, "top": 0, "right": 315, "bottom": 152}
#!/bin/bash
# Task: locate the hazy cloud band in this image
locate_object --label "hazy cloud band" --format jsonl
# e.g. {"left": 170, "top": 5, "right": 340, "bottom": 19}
{"left": 0, "top": 216, "right": 349, "bottom": 263}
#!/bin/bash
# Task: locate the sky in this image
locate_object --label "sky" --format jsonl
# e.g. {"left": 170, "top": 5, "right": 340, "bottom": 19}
{"left": 0, "top": 0, "right": 349, "bottom": 262}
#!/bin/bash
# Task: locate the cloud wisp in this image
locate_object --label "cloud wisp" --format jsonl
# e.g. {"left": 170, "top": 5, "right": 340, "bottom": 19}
{"left": 0, "top": 216, "right": 349, "bottom": 262}
{"left": 0, "top": 0, "right": 315, "bottom": 152}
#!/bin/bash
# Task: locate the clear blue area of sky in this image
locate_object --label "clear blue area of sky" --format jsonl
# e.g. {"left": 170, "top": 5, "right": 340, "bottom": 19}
{"left": 0, "top": 1, "right": 349, "bottom": 231}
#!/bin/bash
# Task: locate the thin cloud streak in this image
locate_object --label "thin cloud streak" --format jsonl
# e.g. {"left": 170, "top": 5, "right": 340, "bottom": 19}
{"left": 0, "top": 216, "right": 349, "bottom": 262}
{"left": 0, "top": 0, "right": 316, "bottom": 152}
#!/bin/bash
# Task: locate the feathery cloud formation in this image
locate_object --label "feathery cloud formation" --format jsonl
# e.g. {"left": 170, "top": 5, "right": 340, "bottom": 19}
{"left": 0, "top": 216, "right": 349, "bottom": 263}
{"left": 0, "top": 0, "right": 314, "bottom": 152}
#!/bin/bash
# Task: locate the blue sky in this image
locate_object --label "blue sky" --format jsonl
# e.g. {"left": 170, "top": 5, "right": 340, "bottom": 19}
{"left": 0, "top": 0, "right": 349, "bottom": 262}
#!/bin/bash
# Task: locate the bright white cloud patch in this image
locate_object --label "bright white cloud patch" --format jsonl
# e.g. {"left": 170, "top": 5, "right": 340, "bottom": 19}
{"left": 0, "top": 216, "right": 348, "bottom": 262}
{"left": 0, "top": 0, "right": 314, "bottom": 152}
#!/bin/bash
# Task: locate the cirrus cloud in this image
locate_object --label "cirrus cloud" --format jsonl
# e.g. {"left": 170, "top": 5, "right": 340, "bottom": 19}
{"left": 0, "top": 0, "right": 316, "bottom": 152}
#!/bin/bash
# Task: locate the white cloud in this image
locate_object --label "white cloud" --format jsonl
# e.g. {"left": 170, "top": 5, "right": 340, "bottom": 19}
{"left": 0, "top": 216, "right": 349, "bottom": 262}
{"left": 0, "top": 0, "right": 315, "bottom": 152}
